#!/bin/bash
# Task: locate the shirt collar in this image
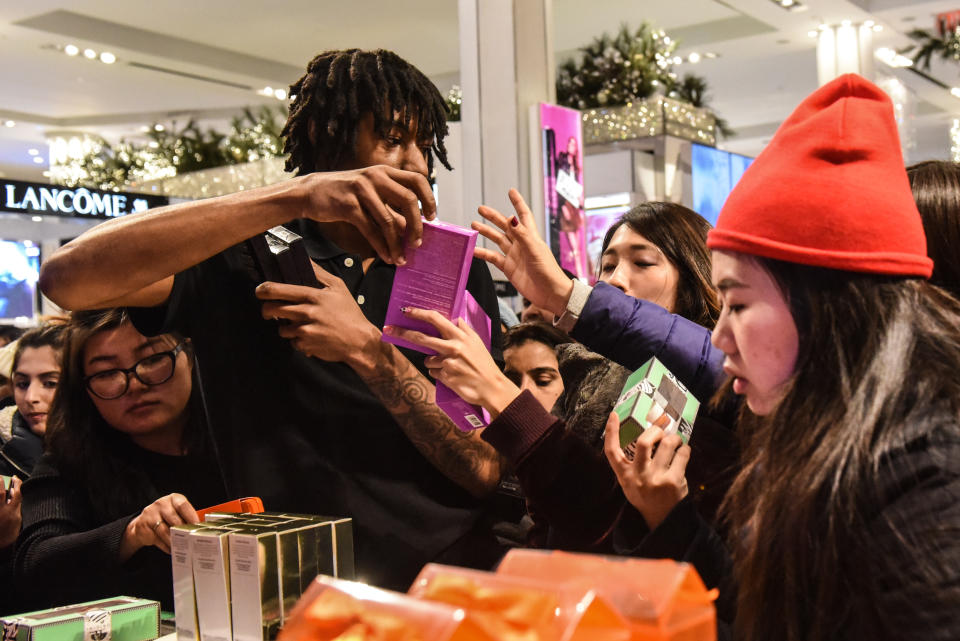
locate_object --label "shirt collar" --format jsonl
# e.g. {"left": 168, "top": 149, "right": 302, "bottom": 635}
{"left": 285, "top": 220, "right": 347, "bottom": 261}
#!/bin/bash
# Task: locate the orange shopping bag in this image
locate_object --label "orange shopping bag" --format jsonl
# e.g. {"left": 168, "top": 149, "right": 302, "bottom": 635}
{"left": 496, "top": 549, "right": 717, "bottom": 641}
{"left": 410, "top": 563, "right": 630, "bottom": 641}
{"left": 278, "top": 575, "right": 495, "bottom": 641}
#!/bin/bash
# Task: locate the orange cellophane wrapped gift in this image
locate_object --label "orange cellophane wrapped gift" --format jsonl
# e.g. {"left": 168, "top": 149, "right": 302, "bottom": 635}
{"left": 277, "top": 576, "right": 493, "bottom": 641}
{"left": 409, "top": 563, "right": 630, "bottom": 641}
{"left": 496, "top": 550, "right": 717, "bottom": 641}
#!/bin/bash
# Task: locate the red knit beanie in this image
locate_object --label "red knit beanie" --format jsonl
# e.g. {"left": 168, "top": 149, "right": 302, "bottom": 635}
{"left": 707, "top": 73, "right": 932, "bottom": 278}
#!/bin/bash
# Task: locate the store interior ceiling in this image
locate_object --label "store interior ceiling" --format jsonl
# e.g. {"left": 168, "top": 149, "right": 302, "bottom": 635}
{"left": 1, "top": 0, "right": 960, "bottom": 189}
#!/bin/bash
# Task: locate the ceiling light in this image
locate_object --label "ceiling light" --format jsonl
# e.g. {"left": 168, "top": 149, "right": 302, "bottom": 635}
{"left": 99, "top": 52, "right": 116, "bottom": 64}
{"left": 31, "top": 216, "right": 43, "bottom": 222}
{"left": 32, "top": 157, "right": 44, "bottom": 164}
{"left": 873, "top": 24, "right": 883, "bottom": 32}
{"left": 951, "top": 88, "right": 960, "bottom": 99}
{"left": 704, "top": 52, "right": 719, "bottom": 59}
{"left": 864, "top": 20, "right": 875, "bottom": 28}
{"left": 140, "top": 126, "right": 151, "bottom": 133}
{"left": 27, "top": 149, "right": 39, "bottom": 156}
{"left": 808, "top": 30, "right": 819, "bottom": 38}
{"left": 154, "top": 124, "right": 164, "bottom": 132}
{"left": 663, "top": 36, "right": 672, "bottom": 44}
{"left": 769, "top": 0, "right": 804, "bottom": 11}
{"left": 687, "top": 52, "right": 701, "bottom": 63}
{"left": 83, "top": 48, "right": 97, "bottom": 59}
{"left": 3, "top": 121, "right": 14, "bottom": 128}
{"left": 148, "top": 141, "right": 159, "bottom": 149}
{"left": 672, "top": 56, "right": 683, "bottom": 64}
{"left": 64, "top": 44, "right": 79, "bottom": 56}
{"left": 263, "top": 86, "right": 273, "bottom": 95}
{"left": 841, "top": 20, "right": 852, "bottom": 27}
{"left": 274, "top": 88, "right": 287, "bottom": 100}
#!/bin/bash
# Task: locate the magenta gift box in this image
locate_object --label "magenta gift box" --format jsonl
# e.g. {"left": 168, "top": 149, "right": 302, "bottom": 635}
{"left": 382, "top": 220, "right": 479, "bottom": 355}
{"left": 435, "top": 292, "right": 491, "bottom": 431}
{"left": 382, "top": 220, "right": 491, "bottom": 431}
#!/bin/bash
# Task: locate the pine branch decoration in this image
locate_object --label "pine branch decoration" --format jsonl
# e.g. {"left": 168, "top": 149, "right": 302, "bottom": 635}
{"left": 61, "top": 106, "right": 288, "bottom": 190}
{"left": 902, "top": 27, "right": 960, "bottom": 70}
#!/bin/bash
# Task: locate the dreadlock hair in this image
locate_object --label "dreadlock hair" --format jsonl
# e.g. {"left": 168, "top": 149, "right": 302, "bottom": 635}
{"left": 283, "top": 49, "right": 451, "bottom": 177}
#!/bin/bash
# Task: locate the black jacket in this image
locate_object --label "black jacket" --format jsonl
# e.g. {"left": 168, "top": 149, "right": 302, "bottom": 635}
{"left": 0, "top": 411, "right": 43, "bottom": 479}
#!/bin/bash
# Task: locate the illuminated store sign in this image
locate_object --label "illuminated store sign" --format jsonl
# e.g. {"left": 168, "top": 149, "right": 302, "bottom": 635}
{"left": 1, "top": 179, "right": 169, "bottom": 219}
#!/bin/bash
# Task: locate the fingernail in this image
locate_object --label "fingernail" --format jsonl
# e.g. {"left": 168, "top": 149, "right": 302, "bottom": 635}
{"left": 399, "top": 307, "right": 409, "bottom": 313}
{"left": 383, "top": 325, "right": 394, "bottom": 334}
{"left": 396, "top": 256, "right": 407, "bottom": 266}
{"left": 510, "top": 216, "right": 519, "bottom": 227}
{"left": 415, "top": 238, "right": 423, "bottom": 248}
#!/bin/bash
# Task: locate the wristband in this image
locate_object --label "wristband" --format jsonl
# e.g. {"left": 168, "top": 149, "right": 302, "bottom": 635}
{"left": 552, "top": 278, "right": 591, "bottom": 333}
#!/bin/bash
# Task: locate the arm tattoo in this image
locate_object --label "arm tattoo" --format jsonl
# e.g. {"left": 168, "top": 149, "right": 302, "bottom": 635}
{"left": 360, "top": 346, "right": 506, "bottom": 497}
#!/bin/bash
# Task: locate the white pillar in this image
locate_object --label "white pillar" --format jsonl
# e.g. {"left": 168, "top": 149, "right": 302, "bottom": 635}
{"left": 457, "top": 0, "right": 555, "bottom": 237}
{"left": 816, "top": 22, "right": 875, "bottom": 86}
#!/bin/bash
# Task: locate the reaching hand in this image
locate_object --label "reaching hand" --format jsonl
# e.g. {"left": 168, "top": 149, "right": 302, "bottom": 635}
{"left": 603, "top": 413, "right": 690, "bottom": 530}
{"left": 384, "top": 307, "right": 520, "bottom": 417}
{"left": 256, "top": 263, "right": 381, "bottom": 366}
{"left": 0, "top": 477, "right": 22, "bottom": 549}
{"left": 474, "top": 189, "right": 575, "bottom": 317}
{"left": 300, "top": 165, "right": 436, "bottom": 266}
{"left": 122, "top": 493, "right": 199, "bottom": 557}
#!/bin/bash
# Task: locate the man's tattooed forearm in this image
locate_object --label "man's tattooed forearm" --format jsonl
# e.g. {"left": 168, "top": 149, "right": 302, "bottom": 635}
{"left": 364, "top": 371, "right": 505, "bottom": 497}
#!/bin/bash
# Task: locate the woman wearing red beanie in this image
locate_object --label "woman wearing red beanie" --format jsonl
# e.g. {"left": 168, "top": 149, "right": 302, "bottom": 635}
{"left": 393, "top": 74, "right": 959, "bottom": 640}
{"left": 701, "top": 74, "right": 959, "bottom": 640}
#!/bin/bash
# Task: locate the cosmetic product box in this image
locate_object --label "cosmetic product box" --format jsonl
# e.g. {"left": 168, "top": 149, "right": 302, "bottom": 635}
{"left": 1, "top": 597, "right": 160, "bottom": 641}
{"left": 614, "top": 357, "right": 699, "bottom": 453}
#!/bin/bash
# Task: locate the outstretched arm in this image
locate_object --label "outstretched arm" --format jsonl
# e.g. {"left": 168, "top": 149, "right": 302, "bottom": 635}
{"left": 40, "top": 166, "right": 436, "bottom": 311}
{"left": 474, "top": 189, "right": 724, "bottom": 399}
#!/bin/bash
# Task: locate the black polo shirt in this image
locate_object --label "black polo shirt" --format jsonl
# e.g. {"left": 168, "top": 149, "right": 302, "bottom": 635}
{"left": 130, "top": 219, "right": 503, "bottom": 590}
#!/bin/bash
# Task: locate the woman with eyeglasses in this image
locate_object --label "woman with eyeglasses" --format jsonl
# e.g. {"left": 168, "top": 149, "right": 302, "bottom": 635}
{"left": 14, "top": 309, "right": 227, "bottom": 610}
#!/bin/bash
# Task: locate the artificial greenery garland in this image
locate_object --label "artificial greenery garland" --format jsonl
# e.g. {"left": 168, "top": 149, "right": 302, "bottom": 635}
{"left": 556, "top": 22, "right": 732, "bottom": 137}
{"left": 59, "top": 106, "right": 286, "bottom": 190}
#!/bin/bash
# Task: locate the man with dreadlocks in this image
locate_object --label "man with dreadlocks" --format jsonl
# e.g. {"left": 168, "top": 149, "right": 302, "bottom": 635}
{"left": 39, "top": 49, "right": 508, "bottom": 590}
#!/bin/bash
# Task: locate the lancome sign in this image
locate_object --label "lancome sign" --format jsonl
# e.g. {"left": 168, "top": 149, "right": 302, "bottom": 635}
{"left": 1, "top": 179, "right": 169, "bottom": 219}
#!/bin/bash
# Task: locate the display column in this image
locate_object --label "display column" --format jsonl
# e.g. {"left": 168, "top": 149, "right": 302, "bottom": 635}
{"left": 457, "top": 0, "right": 555, "bottom": 238}
{"left": 816, "top": 22, "right": 876, "bottom": 85}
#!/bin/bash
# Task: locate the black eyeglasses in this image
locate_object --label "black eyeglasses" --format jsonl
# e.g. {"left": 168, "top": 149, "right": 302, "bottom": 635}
{"left": 84, "top": 343, "right": 185, "bottom": 400}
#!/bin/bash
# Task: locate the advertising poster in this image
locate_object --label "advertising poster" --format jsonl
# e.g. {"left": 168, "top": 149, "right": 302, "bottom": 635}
{"left": 585, "top": 207, "right": 628, "bottom": 282}
{"left": 540, "top": 104, "right": 589, "bottom": 280}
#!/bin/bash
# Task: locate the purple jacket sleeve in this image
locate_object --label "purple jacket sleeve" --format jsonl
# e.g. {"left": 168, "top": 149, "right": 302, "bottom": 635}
{"left": 571, "top": 282, "right": 725, "bottom": 401}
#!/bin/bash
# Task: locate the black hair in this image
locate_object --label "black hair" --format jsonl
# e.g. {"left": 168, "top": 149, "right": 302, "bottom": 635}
{"left": 503, "top": 322, "right": 573, "bottom": 351}
{"left": 12, "top": 323, "right": 66, "bottom": 372}
{"left": 906, "top": 160, "right": 960, "bottom": 299}
{"left": 46, "top": 309, "right": 205, "bottom": 521}
{"left": 0, "top": 326, "right": 24, "bottom": 345}
{"left": 600, "top": 202, "right": 720, "bottom": 328}
{"left": 720, "top": 259, "right": 960, "bottom": 641}
{"left": 282, "top": 48, "right": 451, "bottom": 176}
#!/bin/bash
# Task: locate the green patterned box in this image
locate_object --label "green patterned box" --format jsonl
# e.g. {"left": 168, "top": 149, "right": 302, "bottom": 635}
{"left": 614, "top": 357, "right": 699, "bottom": 452}
{"left": 1, "top": 597, "right": 159, "bottom": 641}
